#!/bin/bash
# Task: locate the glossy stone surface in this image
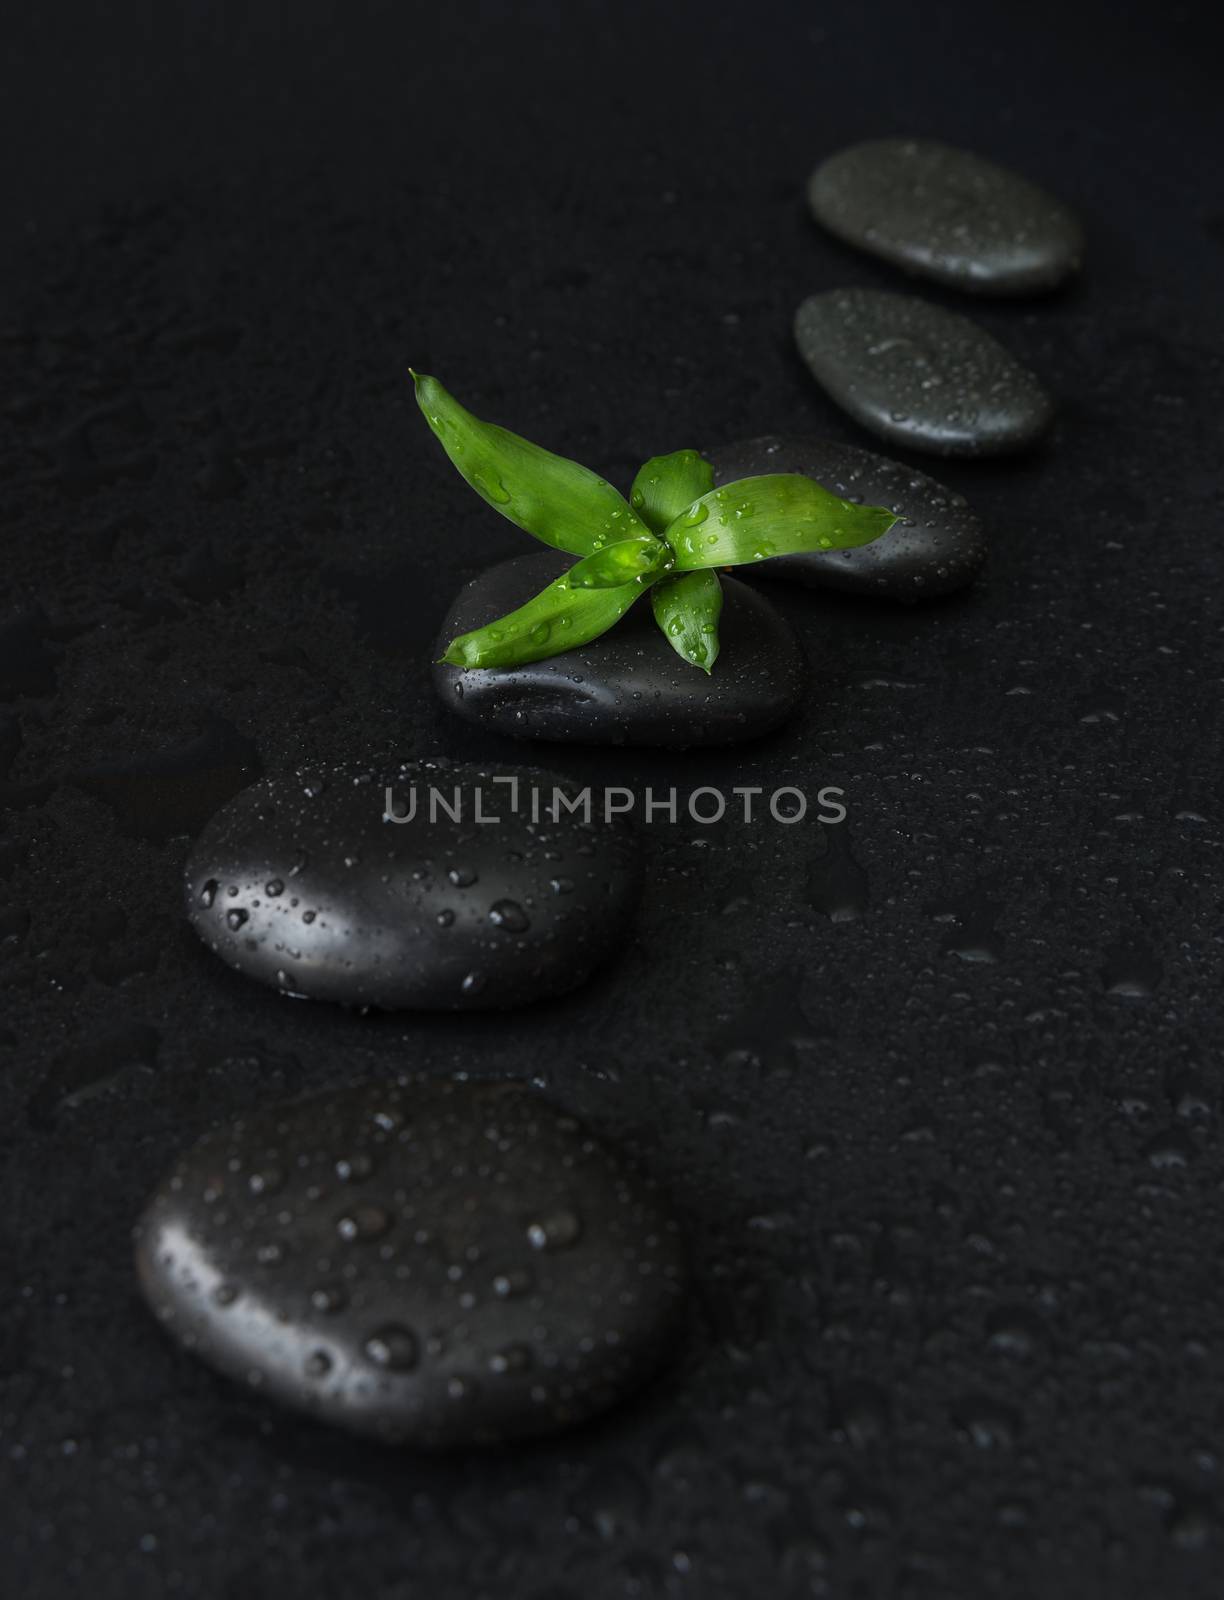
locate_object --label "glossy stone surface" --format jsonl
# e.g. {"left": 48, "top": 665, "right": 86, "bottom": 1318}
{"left": 184, "top": 760, "right": 642, "bottom": 1010}
{"left": 794, "top": 288, "right": 1054, "bottom": 457}
{"left": 134, "top": 1077, "right": 688, "bottom": 1447}
{"left": 808, "top": 137, "right": 1084, "bottom": 295}
{"left": 705, "top": 435, "right": 984, "bottom": 601}
{"left": 433, "top": 551, "right": 804, "bottom": 747}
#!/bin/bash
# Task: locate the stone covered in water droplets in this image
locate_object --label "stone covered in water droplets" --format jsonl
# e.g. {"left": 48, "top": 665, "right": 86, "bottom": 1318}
{"left": 704, "top": 435, "right": 984, "bottom": 601}
{"left": 134, "top": 1077, "right": 688, "bottom": 1447}
{"left": 184, "top": 760, "right": 642, "bottom": 1009}
{"left": 794, "top": 288, "right": 1053, "bottom": 458}
{"left": 808, "top": 137, "right": 1084, "bottom": 296}
{"left": 433, "top": 552, "right": 803, "bottom": 747}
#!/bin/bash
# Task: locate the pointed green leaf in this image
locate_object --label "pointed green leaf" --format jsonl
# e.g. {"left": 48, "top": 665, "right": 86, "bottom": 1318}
{"left": 664, "top": 474, "right": 897, "bottom": 570}
{"left": 440, "top": 561, "right": 655, "bottom": 670}
{"left": 566, "top": 533, "right": 671, "bottom": 589}
{"left": 629, "top": 449, "right": 715, "bottom": 537}
{"left": 412, "top": 372, "right": 651, "bottom": 557}
{"left": 651, "top": 570, "right": 723, "bottom": 674}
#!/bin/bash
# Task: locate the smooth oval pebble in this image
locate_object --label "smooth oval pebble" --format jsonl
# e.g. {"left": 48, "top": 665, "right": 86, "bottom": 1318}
{"left": 704, "top": 434, "right": 984, "bottom": 601}
{"left": 433, "top": 551, "right": 804, "bottom": 748}
{"left": 808, "top": 137, "right": 1084, "bottom": 296}
{"left": 134, "top": 1077, "right": 688, "bottom": 1447}
{"left": 184, "top": 759, "right": 642, "bottom": 1010}
{"left": 794, "top": 288, "right": 1053, "bottom": 458}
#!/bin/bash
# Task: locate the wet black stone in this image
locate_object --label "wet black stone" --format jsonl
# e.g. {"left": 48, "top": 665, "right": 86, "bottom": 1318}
{"left": 794, "top": 288, "right": 1053, "bottom": 457}
{"left": 705, "top": 435, "right": 984, "bottom": 601}
{"left": 134, "top": 1077, "right": 688, "bottom": 1447}
{"left": 184, "top": 760, "right": 642, "bottom": 1010}
{"left": 433, "top": 551, "right": 804, "bottom": 747}
{"left": 808, "top": 137, "right": 1084, "bottom": 296}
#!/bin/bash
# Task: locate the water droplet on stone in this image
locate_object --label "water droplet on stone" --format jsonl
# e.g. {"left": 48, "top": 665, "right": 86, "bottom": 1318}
{"left": 335, "top": 1153, "right": 373, "bottom": 1183}
{"left": 489, "top": 898, "right": 529, "bottom": 932}
{"left": 304, "top": 1350, "right": 332, "bottom": 1379}
{"left": 363, "top": 1325, "right": 419, "bottom": 1371}
{"left": 336, "top": 1204, "right": 391, "bottom": 1242}
{"left": 489, "top": 1343, "right": 532, "bottom": 1375}
{"left": 527, "top": 1207, "right": 582, "bottom": 1251}
{"left": 310, "top": 1285, "right": 347, "bottom": 1314}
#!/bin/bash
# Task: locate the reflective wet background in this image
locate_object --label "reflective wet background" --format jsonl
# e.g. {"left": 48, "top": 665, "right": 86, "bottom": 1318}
{"left": 3, "top": 0, "right": 1224, "bottom": 1595}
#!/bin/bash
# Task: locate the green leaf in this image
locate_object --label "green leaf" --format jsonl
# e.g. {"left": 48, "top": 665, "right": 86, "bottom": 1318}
{"left": 664, "top": 474, "right": 897, "bottom": 570}
{"left": 629, "top": 449, "right": 715, "bottom": 537}
{"left": 651, "top": 570, "right": 723, "bottom": 674}
{"left": 440, "top": 561, "right": 654, "bottom": 670}
{"left": 566, "top": 534, "right": 671, "bottom": 589}
{"left": 412, "top": 371, "right": 652, "bottom": 557}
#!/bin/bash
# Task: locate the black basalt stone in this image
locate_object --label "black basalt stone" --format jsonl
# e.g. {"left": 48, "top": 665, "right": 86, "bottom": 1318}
{"left": 808, "top": 137, "right": 1084, "bottom": 296}
{"left": 184, "top": 760, "right": 642, "bottom": 1010}
{"left": 134, "top": 1077, "right": 689, "bottom": 1448}
{"left": 433, "top": 551, "right": 804, "bottom": 747}
{"left": 794, "top": 288, "right": 1054, "bottom": 458}
{"left": 705, "top": 435, "right": 984, "bottom": 601}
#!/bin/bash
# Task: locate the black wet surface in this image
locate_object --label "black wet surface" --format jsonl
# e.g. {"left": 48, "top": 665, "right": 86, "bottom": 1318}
{"left": 4, "top": 1, "right": 1224, "bottom": 1596}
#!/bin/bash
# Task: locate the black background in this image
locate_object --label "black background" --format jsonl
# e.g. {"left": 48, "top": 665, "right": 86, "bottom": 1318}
{"left": 4, "top": 1, "right": 1224, "bottom": 1595}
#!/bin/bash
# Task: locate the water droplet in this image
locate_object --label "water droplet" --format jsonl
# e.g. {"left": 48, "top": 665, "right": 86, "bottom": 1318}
{"left": 336, "top": 1204, "right": 391, "bottom": 1242}
{"left": 472, "top": 471, "right": 511, "bottom": 504}
{"left": 310, "top": 1285, "right": 347, "bottom": 1314}
{"left": 226, "top": 908, "right": 248, "bottom": 932}
{"left": 526, "top": 1207, "right": 582, "bottom": 1251}
{"left": 492, "top": 1267, "right": 534, "bottom": 1298}
{"left": 488, "top": 1343, "right": 532, "bottom": 1375}
{"left": 304, "top": 1350, "right": 333, "bottom": 1379}
{"left": 489, "top": 899, "right": 530, "bottom": 932}
{"left": 809, "top": 825, "right": 869, "bottom": 923}
{"left": 247, "top": 1167, "right": 284, "bottom": 1196}
{"left": 363, "top": 1325, "right": 419, "bottom": 1371}
{"left": 448, "top": 866, "right": 477, "bottom": 888}
{"left": 335, "top": 1153, "right": 373, "bottom": 1183}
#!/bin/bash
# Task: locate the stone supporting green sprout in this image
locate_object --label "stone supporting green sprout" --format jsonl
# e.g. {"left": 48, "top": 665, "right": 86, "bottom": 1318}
{"left": 413, "top": 373, "right": 898, "bottom": 674}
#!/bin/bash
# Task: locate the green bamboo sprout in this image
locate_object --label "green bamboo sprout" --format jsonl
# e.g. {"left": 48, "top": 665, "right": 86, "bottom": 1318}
{"left": 413, "top": 373, "right": 897, "bottom": 674}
